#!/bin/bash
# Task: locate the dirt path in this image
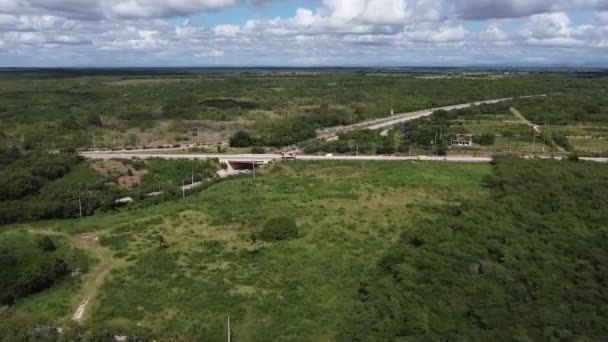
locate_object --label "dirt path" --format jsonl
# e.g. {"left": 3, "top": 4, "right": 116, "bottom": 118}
{"left": 28, "top": 229, "right": 116, "bottom": 323}
{"left": 511, "top": 107, "right": 541, "bottom": 134}
{"left": 510, "top": 107, "right": 565, "bottom": 153}
{"left": 69, "top": 233, "right": 116, "bottom": 322}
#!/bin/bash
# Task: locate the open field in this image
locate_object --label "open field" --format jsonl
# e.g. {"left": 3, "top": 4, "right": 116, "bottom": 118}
{"left": 1, "top": 161, "right": 491, "bottom": 340}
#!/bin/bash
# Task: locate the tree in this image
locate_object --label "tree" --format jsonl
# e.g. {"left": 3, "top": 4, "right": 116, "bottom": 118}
{"left": 229, "top": 131, "right": 253, "bottom": 147}
{"left": 87, "top": 114, "right": 103, "bottom": 127}
{"left": 38, "top": 236, "right": 57, "bottom": 252}
{"left": 61, "top": 115, "right": 80, "bottom": 130}
{"left": 157, "top": 235, "right": 168, "bottom": 249}
{"left": 251, "top": 146, "right": 266, "bottom": 154}
{"left": 436, "top": 144, "right": 449, "bottom": 156}
{"left": 260, "top": 217, "right": 299, "bottom": 241}
{"left": 475, "top": 133, "right": 496, "bottom": 146}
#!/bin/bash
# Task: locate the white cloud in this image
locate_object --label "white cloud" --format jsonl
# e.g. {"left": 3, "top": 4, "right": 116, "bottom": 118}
{"left": 195, "top": 49, "right": 224, "bottom": 57}
{"left": 402, "top": 23, "right": 467, "bottom": 43}
{"left": 455, "top": 0, "right": 568, "bottom": 20}
{"left": 213, "top": 24, "right": 240, "bottom": 36}
{"left": 107, "top": 0, "right": 237, "bottom": 19}
{"left": 0, "top": 0, "right": 607, "bottom": 66}
{"left": 480, "top": 25, "right": 508, "bottom": 41}
{"left": 522, "top": 12, "right": 571, "bottom": 39}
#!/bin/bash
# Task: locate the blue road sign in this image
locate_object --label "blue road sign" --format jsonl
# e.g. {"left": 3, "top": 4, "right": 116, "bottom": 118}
{"left": 403, "top": 121, "right": 411, "bottom": 137}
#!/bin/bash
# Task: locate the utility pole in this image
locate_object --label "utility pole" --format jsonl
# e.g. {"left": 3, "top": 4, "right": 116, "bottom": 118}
{"left": 355, "top": 145, "right": 359, "bottom": 156}
{"left": 543, "top": 137, "right": 546, "bottom": 152}
{"left": 252, "top": 162, "right": 256, "bottom": 179}
{"left": 227, "top": 315, "right": 231, "bottom": 342}
{"left": 78, "top": 197, "right": 83, "bottom": 218}
{"left": 434, "top": 132, "right": 438, "bottom": 145}
{"left": 191, "top": 168, "right": 194, "bottom": 185}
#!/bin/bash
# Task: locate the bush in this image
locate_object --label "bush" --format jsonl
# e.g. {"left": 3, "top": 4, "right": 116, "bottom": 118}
{"left": 260, "top": 217, "right": 299, "bottom": 241}
{"left": 229, "top": 131, "right": 253, "bottom": 147}
{"left": 436, "top": 144, "right": 449, "bottom": 156}
{"left": 474, "top": 133, "right": 496, "bottom": 146}
{"left": 37, "top": 236, "right": 56, "bottom": 252}
{"left": 568, "top": 154, "right": 580, "bottom": 162}
{"left": 552, "top": 131, "right": 573, "bottom": 151}
{"left": 251, "top": 146, "right": 266, "bottom": 154}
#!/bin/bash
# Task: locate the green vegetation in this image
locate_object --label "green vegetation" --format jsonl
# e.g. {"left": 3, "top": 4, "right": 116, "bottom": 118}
{"left": 514, "top": 92, "right": 608, "bottom": 125}
{"left": 0, "top": 148, "right": 219, "bottom": 224}
{"left": 3, "top": 69, "right": 604, "bottom": 151}
{"left": 341, "top": 157, "right": 608, "bottom": 340}
{"left": 1, "top": 68, "right": 607, "bottom": 340}
{"left": 304, "top": 101, "right": 529, "bottom": 155}
{"left": 0, "top": 230, "right": 88, "bottom": 305}
{"left": 1, "top": 158, "right": 607, "bottom": 340}
{"left": 512, "top": 93, "right": 608, "bottom": 155}
{"left": 260, "top": 217, "right": 299, "bottom": 242}
{"left": 1, "top": 160, "right": 491, "bottom": 340}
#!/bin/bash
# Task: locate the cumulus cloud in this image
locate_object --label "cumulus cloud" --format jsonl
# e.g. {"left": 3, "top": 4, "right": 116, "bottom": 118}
{"left": 0, "top": 0, "right": 241, "bottom": 19}
{"left": 195, "top": 49, "right": 224, "bottom": 57}
{"left": 0, "top": 0, "right": 607, "bottom": 66}
{"left": 108, "top": 0, "right": 237, "bottom": 19}
{"left": 452, "top": 0, "right": 567, "bottom": 20}
{"left": 213, "top": 24, "right": 240, "bottom": 36}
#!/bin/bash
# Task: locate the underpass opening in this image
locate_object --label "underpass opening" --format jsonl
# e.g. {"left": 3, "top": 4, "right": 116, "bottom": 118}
{"left": 227, "top": 160, "right": 265, "bottom": 171}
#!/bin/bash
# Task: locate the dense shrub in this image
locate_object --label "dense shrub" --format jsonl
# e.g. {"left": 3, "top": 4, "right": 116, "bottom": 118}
{"left": 342, "top": 157, "right": 608, "bottom": 341}
{"left": 229, "top": 131, "right": 253, "bottom": 147}
{"left": 474, "top": 133, "right": 496, "bottom": 146}
{"left": 251, "top": 146, "right": 266, "bottom": 154}
{"left": 552, "top": 131, "right": 573, "bottom": 150}
{"left": 0, "top": 233, "right": 79, "bottom": 305}
{"left": 260, "top": 217, "right": 299, "bottom": 241}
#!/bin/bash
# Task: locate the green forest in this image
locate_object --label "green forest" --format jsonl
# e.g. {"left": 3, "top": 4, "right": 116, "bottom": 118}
{"left": 341, "top": 157, "right": 608, "bottom": 341}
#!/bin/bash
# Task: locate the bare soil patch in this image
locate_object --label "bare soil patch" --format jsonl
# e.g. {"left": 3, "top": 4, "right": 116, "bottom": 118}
{"left": 91, "top": 160, "right": 147, "bottom": 189}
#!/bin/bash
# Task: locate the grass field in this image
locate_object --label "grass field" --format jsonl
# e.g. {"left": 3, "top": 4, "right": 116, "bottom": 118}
{"left": 5, "top": 160, "right": 491, "bottom": 341}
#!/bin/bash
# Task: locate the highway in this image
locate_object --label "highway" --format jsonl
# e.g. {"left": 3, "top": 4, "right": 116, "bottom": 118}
{"left": 316, "top": 95, "right": 546, "bottom": 139}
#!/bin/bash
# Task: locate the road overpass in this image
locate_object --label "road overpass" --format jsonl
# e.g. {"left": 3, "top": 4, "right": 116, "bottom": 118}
{"left": 79, "top": 152, "right": 607, "bottom": 163}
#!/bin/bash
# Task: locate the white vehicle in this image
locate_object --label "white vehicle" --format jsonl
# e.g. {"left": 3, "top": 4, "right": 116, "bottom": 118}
{"left": 325, "top": 153, "right": 334, "bottom": 157}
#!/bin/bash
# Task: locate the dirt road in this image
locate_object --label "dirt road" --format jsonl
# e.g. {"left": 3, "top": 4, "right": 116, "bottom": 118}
{"left": 28, "top": 229, "right": 116, "bottom": 323}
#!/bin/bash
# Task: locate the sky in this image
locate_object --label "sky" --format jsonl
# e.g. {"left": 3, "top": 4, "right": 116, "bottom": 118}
{"left": 0, "top": 0, "right": 607, "bottom": 67}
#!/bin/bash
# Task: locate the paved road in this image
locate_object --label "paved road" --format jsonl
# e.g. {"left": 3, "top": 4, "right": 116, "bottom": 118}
{"left": 79, "top": 152, "right": 607, "bottom": 163}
